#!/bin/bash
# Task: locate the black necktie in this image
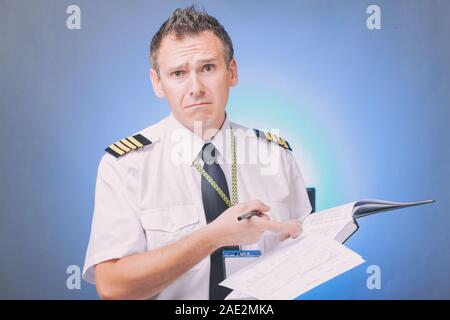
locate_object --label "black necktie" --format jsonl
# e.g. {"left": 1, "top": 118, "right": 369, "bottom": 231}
{"left": 200, "top": 143, "right": 238, "bottom": 300}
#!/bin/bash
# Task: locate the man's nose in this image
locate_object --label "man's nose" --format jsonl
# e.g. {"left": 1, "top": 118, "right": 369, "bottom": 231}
{"left": 189, "top": 73, "right": 205, "bottom": 97}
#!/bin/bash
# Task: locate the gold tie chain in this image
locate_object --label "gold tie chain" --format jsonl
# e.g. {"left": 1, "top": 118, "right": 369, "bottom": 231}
{"left": 193, "top": 128, "right": 238, "bottom": 208}
{"left": 230, "top": 127, "right": 238, "bottom": 206}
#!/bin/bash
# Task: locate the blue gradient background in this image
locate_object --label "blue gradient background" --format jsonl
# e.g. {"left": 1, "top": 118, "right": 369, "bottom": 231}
{"left": 0, "top": 0, "right": 448, "bottom": 299}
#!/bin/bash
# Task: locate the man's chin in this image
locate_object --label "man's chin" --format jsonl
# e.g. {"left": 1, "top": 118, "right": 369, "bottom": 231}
{"left": 179, "top": 107, "right": 224, "bottom": 131}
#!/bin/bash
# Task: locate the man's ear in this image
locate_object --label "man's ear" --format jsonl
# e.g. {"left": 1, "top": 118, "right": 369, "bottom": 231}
{"left": 149, "top": 68, "right": 165, "bottom": 98}
{"left": 228, "top": 58, "right": 239, "bottom": 87}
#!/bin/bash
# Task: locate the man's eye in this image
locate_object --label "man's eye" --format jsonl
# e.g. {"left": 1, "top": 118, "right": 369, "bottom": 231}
{"left": 172, "top": 70, "right": 184, "bottom": 78}
{"left": 203, "top": 64, "right": 215, "bottom": 72}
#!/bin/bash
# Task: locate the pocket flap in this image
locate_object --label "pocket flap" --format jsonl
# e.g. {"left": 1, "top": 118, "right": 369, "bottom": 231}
{"left": 140, "top": 206, "right": 199, "bottom": 232}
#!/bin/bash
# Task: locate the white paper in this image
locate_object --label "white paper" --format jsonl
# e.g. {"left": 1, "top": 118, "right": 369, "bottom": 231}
{"left": 302, "top": 202, "right": 356, "bottom": 239}
{"left": 220, "top": 234, "right": 364, "bottom": 300}
{"left": 224, "top": 290, "right": 256, "bottom": 300}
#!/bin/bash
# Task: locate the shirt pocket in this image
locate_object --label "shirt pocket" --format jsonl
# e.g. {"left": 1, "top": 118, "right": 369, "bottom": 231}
{"left": 140, "top": 205, "right": 201, "bottom": 250}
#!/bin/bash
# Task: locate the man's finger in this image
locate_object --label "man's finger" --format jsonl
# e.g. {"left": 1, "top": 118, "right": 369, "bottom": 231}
{"left": 251, "top": 212, "right": 270, "bottom": 221}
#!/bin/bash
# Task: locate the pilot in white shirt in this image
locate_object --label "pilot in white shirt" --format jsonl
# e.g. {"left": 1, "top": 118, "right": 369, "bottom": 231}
{"left": 82, "top": 6, "right": 311, "bottom": 300}
{"left": 83, "top": 112, "right": 311, "bottom": 299}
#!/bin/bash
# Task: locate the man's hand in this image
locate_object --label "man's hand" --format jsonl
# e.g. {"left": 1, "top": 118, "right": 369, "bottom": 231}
{"left": 205, "top": 199, "right": 302, "bottom": 248}
{"left": 278, "top": 219, "right": 303, "bottom": 241}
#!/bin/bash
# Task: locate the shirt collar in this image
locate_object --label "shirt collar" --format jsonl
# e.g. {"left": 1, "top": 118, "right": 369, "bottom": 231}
{"left": 166, "top": 112, "right": 232, "bottom": 165}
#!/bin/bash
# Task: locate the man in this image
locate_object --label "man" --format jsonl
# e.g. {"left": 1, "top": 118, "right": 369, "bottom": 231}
{"left": 83, "top": 6, "right": 311, "bottom": 300}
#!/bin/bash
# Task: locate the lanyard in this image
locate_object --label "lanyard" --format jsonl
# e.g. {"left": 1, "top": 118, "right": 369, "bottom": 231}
{"left": 193, "top": 127, "right": 238, "bottom": 208}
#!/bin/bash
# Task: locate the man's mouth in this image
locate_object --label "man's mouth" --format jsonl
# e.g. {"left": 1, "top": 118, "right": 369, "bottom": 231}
{"left": 185, "top": 102, "right": 212, "bottom": 109}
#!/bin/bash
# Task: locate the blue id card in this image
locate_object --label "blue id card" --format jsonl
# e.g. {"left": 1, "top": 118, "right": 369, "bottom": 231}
{"left": 222, "top": 250, "right": 261, "bottom": 278}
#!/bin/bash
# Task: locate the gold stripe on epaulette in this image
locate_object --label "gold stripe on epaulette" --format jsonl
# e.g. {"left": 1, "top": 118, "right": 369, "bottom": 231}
{"left": 121, "top": 139, "right": 137, "bottom": 150}
{"left": 105, "top": 133, "right": 152, "bottom": 158}
{"left": 127, "top": 136, "right": 144, "bottom": 148}
{"left": 115, "top": 141, "right": 131, "bottom": 152}
{"left": 255, "top": 128, "right": 292, "bottom": 151}
{"left": 109, "top": 144, "right": 126, "bottom": 155}
{"left": 265, "top": 131, "right": 276, "bottom": 142}
{"left": 278, "top": 137, "right": 289, "bottom": 150}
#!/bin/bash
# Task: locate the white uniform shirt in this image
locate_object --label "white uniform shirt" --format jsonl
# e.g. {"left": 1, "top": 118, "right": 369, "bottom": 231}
{"left": 83, "top": 112, "right": 312, "bottom": 299}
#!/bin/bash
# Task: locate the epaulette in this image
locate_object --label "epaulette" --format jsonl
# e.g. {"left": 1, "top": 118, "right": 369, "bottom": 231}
{"left": 253, "top": 129, "right": 292, "bottom": 151}
{"left": 105, "top": 133, "right": 152, "bottom": 158}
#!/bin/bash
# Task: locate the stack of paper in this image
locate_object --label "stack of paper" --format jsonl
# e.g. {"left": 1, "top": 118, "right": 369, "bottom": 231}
{"left": 221, "top": 234, "right": 364, "bottom": 300}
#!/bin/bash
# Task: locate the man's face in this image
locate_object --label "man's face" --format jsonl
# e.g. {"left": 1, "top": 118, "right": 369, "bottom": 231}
{"left": 150, "top": 30, "right": 238, "bottom": 132}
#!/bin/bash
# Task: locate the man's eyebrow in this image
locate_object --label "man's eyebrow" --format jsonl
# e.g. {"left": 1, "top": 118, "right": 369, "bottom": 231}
{"left": 167, "top": 58, "right": 219, "bottom": 72}
{"left": 167, "top": 63, "right": 189, "bottom": 72}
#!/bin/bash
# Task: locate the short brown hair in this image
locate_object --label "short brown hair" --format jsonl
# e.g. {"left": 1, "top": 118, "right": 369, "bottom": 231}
{"left": 149, "top": 5, "right": 234, "bottom": 74}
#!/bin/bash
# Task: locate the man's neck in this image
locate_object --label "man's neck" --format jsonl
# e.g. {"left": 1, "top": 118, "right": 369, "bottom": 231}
{"left": 201, "top": 113, "right": 226, "bottom": 141}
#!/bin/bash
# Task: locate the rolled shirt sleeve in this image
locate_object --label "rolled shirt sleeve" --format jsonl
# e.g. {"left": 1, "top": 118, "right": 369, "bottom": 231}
{"left": 82, "top": 154, "right": 146, "bottom": 284}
